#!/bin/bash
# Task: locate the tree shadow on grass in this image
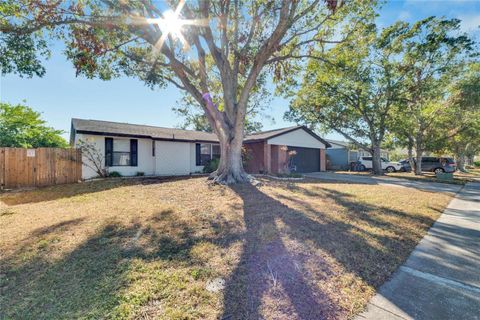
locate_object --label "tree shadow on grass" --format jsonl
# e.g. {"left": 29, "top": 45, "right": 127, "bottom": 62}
{"left": 0, "top": 179, "right": 442, "bottom": 320}
{"left": 222, "top": 181, "right": 438, "bottom": 320}
{"left": 0, "top": 176, "right": 197, "bottom": 206}
{"left": 0, "top": 208, "right": 241, "bottom": 320}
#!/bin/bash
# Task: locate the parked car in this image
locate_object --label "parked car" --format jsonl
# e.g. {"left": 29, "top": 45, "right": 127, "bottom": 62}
{"left": 399, "top": 159, "right": 412, "bottom": 172}
{"left": 415, "top": 157, "right": 457, "bottom": 174}
{"left": 357, "top": 156, "right": 403, "bottom": 173}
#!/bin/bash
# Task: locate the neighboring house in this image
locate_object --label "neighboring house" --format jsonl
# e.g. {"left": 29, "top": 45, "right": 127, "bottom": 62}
{"left": 70, "top": 119, "right": 331, "bottom": 179}
{"left": 325, "top": 139, "right": 389, "bottom": 170}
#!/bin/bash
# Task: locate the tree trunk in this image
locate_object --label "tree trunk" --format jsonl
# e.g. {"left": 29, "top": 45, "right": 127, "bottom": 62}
{"left": 371, "top": 145, "right": 383, "bottom": 175}
{"left": 456, "top": 153, "right": 467, "bottom": 172}
{"left": 202, "top": 94, "right": 251, "bottom": 184}
{"left": 210, "top": 133, "right": 250, "bottom": 184}
{"left": 407, "top": 137, "right": 414, "bottom": 173}
{"left": 414, "top": 145, "right": 423, "bottom": 175}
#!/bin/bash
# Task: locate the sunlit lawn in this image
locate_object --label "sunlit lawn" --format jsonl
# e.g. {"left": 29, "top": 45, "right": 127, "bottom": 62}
{"left": 0, "top": 177, "right": 453, "bottom": 319}
{"left": 335, "top": 169, "right": 480, "bottom": 185}
{"left": 386, "top": 170, "right": 479, "bottom": 184}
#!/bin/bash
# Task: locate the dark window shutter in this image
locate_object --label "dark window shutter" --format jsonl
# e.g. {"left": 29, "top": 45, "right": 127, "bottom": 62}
{"left": 195, "top": 143, "right": 201, "bottom": 166}
{"left": 105, "top": 138, "right": 113, "bottom": 167}
{"left": 130, "top": 139, "right": 138, "bottom": 166}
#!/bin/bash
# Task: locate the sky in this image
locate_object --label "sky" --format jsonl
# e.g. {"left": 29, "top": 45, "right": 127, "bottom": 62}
{"left": 1, "top": 0, "right": 479, "bottom": 141}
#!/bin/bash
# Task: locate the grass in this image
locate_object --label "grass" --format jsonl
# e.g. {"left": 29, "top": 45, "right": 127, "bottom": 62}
{"left": 0, "top": 177, "right": 453, "bottom": 319}
{"left": 386, "top": 170, "right": 480, "bottom": 185}
{"left": 335, "top": 169, "right": 478, "bottom": 185}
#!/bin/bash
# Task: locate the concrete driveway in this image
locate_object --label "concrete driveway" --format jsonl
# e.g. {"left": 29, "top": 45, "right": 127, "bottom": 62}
{"left": 304, "top": 172, "right": 463, "bottom": 193}
{"left": 356, "top": 182, "right": 480, "bottom": 320}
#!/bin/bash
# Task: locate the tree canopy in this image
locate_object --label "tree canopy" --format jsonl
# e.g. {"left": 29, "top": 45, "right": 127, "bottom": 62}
{"left": 0, "top": 102, "right": 68, "bottom": 148}
{"left": 288, "top": 16, "right": 478, "bottom": 175}
{"left": 389, "top": 17, "right": 477, "bottom": 174}
{"left": 286, "top": 21, "right": 408, "bottom": 174}
{"left": 1, "top": 0, "right": 375, "bottom": 183}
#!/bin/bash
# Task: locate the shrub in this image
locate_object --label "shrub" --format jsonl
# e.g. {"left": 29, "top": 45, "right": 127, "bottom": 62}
{"left": 108, "top": 171, "right": 122, "bottom": 178}
{"left": 136, "top": 171, "right": 145, "bottom": 176}
{"left": 474, "top": 161, "right": 480, "bottom": 167}
{"left": 202, "top": 158, "right": 220, "bottom": 173}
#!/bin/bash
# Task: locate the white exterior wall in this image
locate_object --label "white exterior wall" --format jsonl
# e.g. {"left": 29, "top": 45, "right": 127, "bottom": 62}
{"left": 154, "top": 141, "right": 192, "bottom": 175}
{"left": 75, "top": 133, "right": 155, "bottom": 179}
{"left": 267, "top": 129, "right": 326, "bottom": 149}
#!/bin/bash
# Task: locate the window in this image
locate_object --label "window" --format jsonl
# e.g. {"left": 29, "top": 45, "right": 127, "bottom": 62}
{"left": 212, "top": 144, "right": 221, "bottom": 159}
{"left": 422, "top": 157, "right": 435, "bottom": 163}
{"left": 113, "top": 139, "right": 130, "bottom": 166}
{"left": 195, "top": 143, "right": 220, "bottom": 166}
{"left": 105, "top": 138, "right": 138, "bottom": 167}
{"left": 152, "top": 140, "right": 156, "bottom": 157}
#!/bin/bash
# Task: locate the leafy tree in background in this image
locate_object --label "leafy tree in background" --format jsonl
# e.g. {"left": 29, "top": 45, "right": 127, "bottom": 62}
{"left": 173, "top": 88, "right": 272, "bottom": 134}
{"left": 0, "top": 102, "right": 68, "bottom": 148}
{"left": 429, "top": 62, "right": 480, "bottom": 171}
{"left": 390, "top": 17, "right": 477, "bottom": 175}
{"left": 0, "top": 0, "right": 374, "bottom": 183}
{"left": 286, "top": 22, "right": 406, "bottom": 175}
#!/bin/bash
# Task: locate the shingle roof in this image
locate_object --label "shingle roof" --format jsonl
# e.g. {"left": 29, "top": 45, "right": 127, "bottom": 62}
{"left": 72, "top": 118, "right": 219, "bottom": 142}
{"left": 244, "top": 126, "right": 301, "bottom": 141}
{"left": 325, "top": 139, "right": 350, "bottom": 148}
{"left": 71, "top": 118, "right": 331, "bottom": 147}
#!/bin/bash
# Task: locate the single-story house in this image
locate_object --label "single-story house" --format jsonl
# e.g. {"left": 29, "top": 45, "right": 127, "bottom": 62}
{"left": 70, "top": 119, "right": 331, "bottom": 179}
{"left": 325, "top": 139, "right": 389, "bottom": 170}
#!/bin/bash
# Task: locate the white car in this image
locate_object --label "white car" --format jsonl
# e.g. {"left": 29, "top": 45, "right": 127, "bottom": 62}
{"left": 357, "top": 156, "right": 403, "bottom": 173}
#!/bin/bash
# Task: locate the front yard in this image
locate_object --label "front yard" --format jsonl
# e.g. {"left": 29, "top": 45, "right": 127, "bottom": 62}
{"left": 0, "top": 177, "right": 452, "bottom": 319}
{"left": 335, "top": 169, "right": 480, "bottom": 185}
{"left": 386, "top": 170, "right": 480, "bottom": 184}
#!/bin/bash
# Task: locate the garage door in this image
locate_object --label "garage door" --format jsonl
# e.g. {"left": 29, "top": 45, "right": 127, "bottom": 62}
{"left": 288, "top": 146, "right": 320, "bottom": 173}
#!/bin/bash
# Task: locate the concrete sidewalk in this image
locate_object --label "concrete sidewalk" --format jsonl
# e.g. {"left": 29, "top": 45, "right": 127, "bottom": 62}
{"left": 357, "top": 182, "right": 480, "bottom": 320}
{"left": 304, "top": 172, "right": 463, "bottom": 194}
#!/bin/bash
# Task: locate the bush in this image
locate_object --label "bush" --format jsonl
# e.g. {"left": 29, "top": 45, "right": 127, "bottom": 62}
{"left": 108, "top": 171, "right": 122, "bottom": 178}
{"left": 474, "top": 161, "right": 480, "bottom": 167}
{"left": 136, "top": 171, "right": 145, "bottom": 176}
{"left": 202, "top": 158, "right": 220, "bottom": 173}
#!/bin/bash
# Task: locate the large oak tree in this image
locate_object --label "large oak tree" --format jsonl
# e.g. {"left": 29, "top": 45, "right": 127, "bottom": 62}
{"left": 286, "top": 22, "right": 406, "bottom": 175}
{"left": 1, "top": 0, "right": 373, "bottom": 183}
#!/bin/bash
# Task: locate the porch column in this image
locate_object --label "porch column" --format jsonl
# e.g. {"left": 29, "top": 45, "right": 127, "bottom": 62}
{"left": 320, "top": 149, "right": 326, "bottom": 172}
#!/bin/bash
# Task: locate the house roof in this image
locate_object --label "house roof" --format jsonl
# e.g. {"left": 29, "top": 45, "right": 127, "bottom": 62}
{"left": 245, "top": 125, "right": 331, "bottom": 147}
{"left": 72, "top": 118, "right": 219, "bottom": 142}
{"left": 325, "top": 139, "right": 350, "bottom": 148}
{"left": 71, "top": 118, "right": 331, "bottom": 147}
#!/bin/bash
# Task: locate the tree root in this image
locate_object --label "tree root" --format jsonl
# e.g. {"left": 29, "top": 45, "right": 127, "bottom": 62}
{"left": 208, "top": 168, "right": 258, "bottom": 185}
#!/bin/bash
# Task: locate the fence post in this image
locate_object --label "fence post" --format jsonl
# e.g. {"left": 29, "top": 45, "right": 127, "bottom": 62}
{"left": 0, "top": 148, "right": 5, "bottom": 190}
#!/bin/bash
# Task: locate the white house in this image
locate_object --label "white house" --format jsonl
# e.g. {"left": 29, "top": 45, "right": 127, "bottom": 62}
{"left": 70, "top": 118, "right": 331, "bottom": 179}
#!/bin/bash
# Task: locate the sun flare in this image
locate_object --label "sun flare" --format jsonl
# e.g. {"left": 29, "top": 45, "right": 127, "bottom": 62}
{"left": 142, "top": 0, "right": 209, "bottom": 52}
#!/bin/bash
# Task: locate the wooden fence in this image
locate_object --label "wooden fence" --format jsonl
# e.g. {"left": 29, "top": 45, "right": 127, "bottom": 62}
{"left": 0, "top": 148, "right": 82, "bottom": 189}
